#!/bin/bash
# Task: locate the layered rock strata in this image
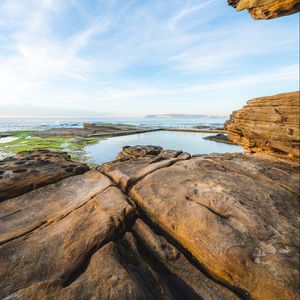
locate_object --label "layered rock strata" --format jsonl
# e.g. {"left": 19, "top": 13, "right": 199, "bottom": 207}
{"left": 228, "top": 0, "right": 300, "bottom": 19}
{"left": 225, "top": 91, "right": 300, "bottom": 160}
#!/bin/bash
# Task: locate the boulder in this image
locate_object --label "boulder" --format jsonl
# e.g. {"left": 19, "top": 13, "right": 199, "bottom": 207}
{"left": 228, "top": 0, "right": 300, "bottom": 19}
{"left": 0, "top": 150, "right": 89, "bottom": 201}
{"left": 225, "top": 91, "right": 300, "bottom": 159}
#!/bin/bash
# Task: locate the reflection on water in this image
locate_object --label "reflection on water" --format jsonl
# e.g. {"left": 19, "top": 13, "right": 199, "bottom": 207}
{"left": 85, "top": 130, "right": 243, "bottom": 164}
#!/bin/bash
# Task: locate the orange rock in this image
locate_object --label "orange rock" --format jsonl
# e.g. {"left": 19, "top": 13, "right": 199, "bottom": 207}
{"left": 228, "top": 0, "right": 300, "bottom": 19}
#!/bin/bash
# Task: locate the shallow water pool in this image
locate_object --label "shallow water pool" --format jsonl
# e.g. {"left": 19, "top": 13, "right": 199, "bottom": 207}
{"left": 85, "top": 130, "right": 243, "bottom": 165}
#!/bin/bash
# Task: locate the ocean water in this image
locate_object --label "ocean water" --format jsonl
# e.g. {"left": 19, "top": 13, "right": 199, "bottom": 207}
{"left": 86, "top": 130, "right": 242, "bottom": 164}
{"left": 0, "top": 117, "right": 242, "bottom": 164}
{"left": 0, "top": 117, "right": 227, "bottom": 132}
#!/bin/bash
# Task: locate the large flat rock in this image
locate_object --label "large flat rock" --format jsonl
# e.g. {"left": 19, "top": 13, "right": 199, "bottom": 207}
{"left": 100, "top": 146, "right": 300, "bottom": 299}
{"left": 1, "top": 147, "right": 299, "bottom": 299}
{"left": 0, "top": 150, "right": 89, "bottom": 201}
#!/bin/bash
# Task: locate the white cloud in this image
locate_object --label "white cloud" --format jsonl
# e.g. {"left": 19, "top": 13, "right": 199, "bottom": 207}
{"left": 0, "top": 0, "right": 298, "bottom": 116}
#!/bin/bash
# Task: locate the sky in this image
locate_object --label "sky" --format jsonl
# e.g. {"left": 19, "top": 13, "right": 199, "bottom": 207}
{"left": 0, "top": 0, "right": 299, "bottom": 118}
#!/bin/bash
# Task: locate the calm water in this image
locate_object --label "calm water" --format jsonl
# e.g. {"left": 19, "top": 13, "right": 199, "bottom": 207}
{"left": 85, "top": 130, "right": 242, "bottom": 164}
{"left": 0, "top": 117, "right": 226, "bottom": 132}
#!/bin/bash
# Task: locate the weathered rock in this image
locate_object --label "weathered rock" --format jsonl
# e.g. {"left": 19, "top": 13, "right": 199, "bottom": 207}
{"left": 228, "top": 0, "right": 300, "bottom": 19}
{"left": 99, "top": 145, "right": 191, "bottom": 192}
{"left": 99, "top": 148, "right": 300, "bottom": 300}
{"left": 225, "top": 91, "right": 300, "bottom": 160}
{"left": 0, "top": 170, "right": 136, "bottom": 299}
{"left": 117, "top": 145, "right": 163, "bottom": 159}
{"left": 0, "top": 157, "right": 239, "bottom": 299}
{"left": 127, "top": 153, "right": 299, "bottom": 300}
{"left": 0, "top": 150, "right": 89, "bottom": 201}
{"left": 1, "top": 144, "right": 299, "bottom": 300}
{"left": 133, "top": 219, "right": 240, "bottom": 300}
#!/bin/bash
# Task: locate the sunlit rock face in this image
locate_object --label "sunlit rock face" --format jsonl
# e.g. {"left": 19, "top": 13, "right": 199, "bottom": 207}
{"left": 225, "top": 91, "right": 300, "bottom": 160}
{"left": 228, "top": 0, "right": 300, "bottom": 19}
{"left": 1, "top": 149, "right": 299, "bottom": 300}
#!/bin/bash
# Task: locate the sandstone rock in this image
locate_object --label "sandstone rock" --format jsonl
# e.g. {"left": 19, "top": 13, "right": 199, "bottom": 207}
{"left": 0, "top": 150, "right": 89, "bottom": 201}
{"left": 117, "top": 145, "right": 163, "bottom": 159}
{"left": 0, "top": 170, "right": 135, "bottom": 298}
{"left": 99, "top": 145, "right": 191, "bottom": 192}
{"left": 228, "top": 0, "right": 300, "bottom": 19}
{"left": 0, "top": 162, "right": 238, "bottom": 299}
{"left": 225, "top": 91, "right": 300, "bottom": 160}
{"left": 99, "top": 148, "right": 299, "bottom": 300}
{"left": 133, "top": 219, "right": 240, "bottom": 300}
{"left": 1, "top": 145, "right": 299, "bottom": 300}
{"left": 127, "top": 153, "right": 299, "bottom": 300}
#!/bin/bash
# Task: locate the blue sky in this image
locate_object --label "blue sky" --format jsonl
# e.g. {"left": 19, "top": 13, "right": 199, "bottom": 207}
{"left": 0, "top": 0, "right": 299, "bottom": 118}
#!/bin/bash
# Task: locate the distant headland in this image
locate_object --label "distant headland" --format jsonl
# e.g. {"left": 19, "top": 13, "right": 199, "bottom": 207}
{"left": 144, "top": 114, "right": 225, "bottom": 119}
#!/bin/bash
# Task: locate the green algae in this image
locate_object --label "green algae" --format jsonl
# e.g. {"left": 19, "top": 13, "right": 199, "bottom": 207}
{"left": 0, "top": 132, "right": 101, "bottom": 166}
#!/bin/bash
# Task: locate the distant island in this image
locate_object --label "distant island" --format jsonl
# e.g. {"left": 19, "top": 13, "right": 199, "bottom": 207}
{"left": 144, "top": 114, "right": 224, "bottom": 119}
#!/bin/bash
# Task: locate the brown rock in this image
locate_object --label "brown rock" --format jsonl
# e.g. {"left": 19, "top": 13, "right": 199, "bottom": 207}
{"left": 225, "top": 91, "right": 300, "bottom": 160}
{"left": 99, "top": 145, "right": 190, "bottom": 192}
{"left": 1, "top": 146, "right": 299, "bottom": 300}
{"left": 228, "top": 0, "right": 300, "bottom": 19}
{"left": 117, "top": 145, "right": 163, "bottom": 159}
{"left": 133, "top": 219, "right": 240, "bottom": 300}
{"left": 0, "top": 150, "right": 89, "bottom": 201}
{"left": 125, "top": 152, "right": 299, "bottom": 300}
{"left": 0, "top": 170, "right": 135, "bottom": 298}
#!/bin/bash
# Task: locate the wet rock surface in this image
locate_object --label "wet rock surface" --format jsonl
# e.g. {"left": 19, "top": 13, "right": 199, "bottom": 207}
{"left": 203, "top": 134, "right": 235, "bottom": 144}
{"left": 0, "top": 147, "right": 299, "bottom": 299}
{"left": 228, "top": 0, "right": 300, "bottom": 19}
{"left": 225, "top": 91, "right": 300, "bottom": 160}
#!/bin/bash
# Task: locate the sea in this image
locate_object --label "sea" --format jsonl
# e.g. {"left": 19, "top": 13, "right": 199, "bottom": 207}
{"left": 0, "top": 117, "right": 227, "bottom": 132}
{"left": 0, "top": 117, "right": 243, "bottom": 164}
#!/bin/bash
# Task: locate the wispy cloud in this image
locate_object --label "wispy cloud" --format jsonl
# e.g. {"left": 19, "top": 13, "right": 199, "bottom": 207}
{"left": 0, "top": 0, "right": 298, "bottom": 116}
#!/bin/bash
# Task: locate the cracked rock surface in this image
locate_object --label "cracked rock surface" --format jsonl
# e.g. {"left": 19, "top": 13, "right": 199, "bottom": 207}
{"left": 0, "top": 146, "right": 299, "bottom": 300}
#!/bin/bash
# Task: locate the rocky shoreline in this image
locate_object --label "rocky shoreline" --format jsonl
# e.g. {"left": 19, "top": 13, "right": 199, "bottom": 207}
{"left": 0, "top": 140, "right": 299, "bottom": 299}
{"left": 0, "top": 91, "right": 299, "bottom": 299}
{"left": 0, "top": 1, "right": 300, "bottom": 298}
